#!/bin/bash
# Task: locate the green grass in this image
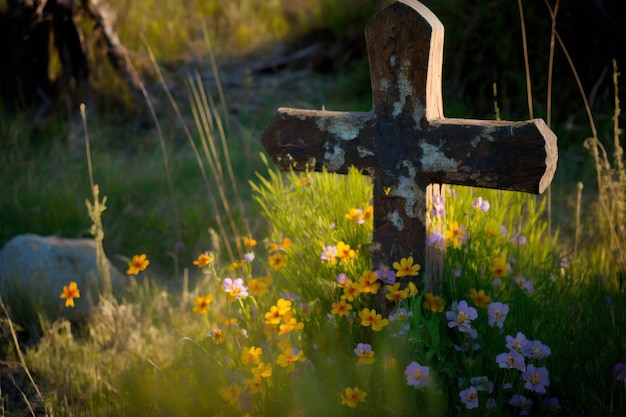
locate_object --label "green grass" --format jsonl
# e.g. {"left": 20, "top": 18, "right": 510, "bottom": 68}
{"left": 1, "top": 0, "right": 625, "bottom": 415}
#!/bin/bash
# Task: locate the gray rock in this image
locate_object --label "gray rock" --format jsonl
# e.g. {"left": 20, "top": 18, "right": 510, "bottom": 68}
{"left": 0, "top": 234, "right": 125, "bottom": 330}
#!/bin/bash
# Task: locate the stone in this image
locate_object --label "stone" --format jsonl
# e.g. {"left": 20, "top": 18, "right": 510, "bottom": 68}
{"left": 0, "top": 234, "right": 125, "bottom": 330}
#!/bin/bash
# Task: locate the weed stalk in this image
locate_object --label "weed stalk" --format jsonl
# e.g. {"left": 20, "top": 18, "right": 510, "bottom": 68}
{"left": 81, "top": 104, "right": 112, "bottom": 297}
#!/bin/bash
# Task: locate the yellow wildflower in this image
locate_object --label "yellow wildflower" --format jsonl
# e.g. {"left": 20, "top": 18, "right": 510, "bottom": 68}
{"left": 219, "top": 382, "right": 242, "bottom": 405}
{"left": 469, "top": 288, "right": 491, "bottom": 308}
{"left": 490, "top": 257, "right": 508, "bottom": 277}
{"left": 444, "top": 221, "right": 467, "bottom": 249}
{"left": 336, "top": 241, "right": 356, "bottom": 263}
{"left": 356, "top": 269, "right": 380, "bottom": 294}
{"left": 393, "top": 256, "right": 421, "bottom": 278}
{"left": 359, "top": 308, "right": 389, "bottom": 331}
{"left": 385, "top": 282, "right": 410, "bottom": 302}
{"left": 331, "top": 300, "right": 353, "bottom": 317}
{"left": 340, "top": 386, "right": 367, "bottom": 408}
{"left": 241, "top": 346, "right": 263, "bottom": 365}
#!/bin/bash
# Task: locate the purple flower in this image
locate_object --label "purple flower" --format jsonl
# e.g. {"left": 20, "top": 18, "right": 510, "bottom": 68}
{"left": 375, "top": 268, "right": 396, "bottom": 284}
{"left": 354, "top": 343, "right": 373, "bottom": 357}
{"left": 472, "top": 196, "right": 490, "bottom": 212}
{"left": 522, "top": 365, "right": 550, "bottom": 394}
{"left": 523, "top": 340, "right": 551, "bottom": 359}
{"left": 222, "top": 278, "right": 248, "bottom": 298}
{"left": 514, "top": 277, "right": 535, "bottom": 295}
{"left": 243, "top": 252, "right": 255, "bottom": 262}
{"left": 446, "top": 300, "right": 478, "bottom": 334}
{"left": 454, "top": 339, "right": 480, "bottom": 352}
{"left": 427, "top": 230, "right": 446, "bottom": 249}
{"left": 459, "top": 386, "right": 479, "bottom": 409}
{"left": 506, "top": 332, "right": 531, "bottom": 353}
{"left": 509, "top": 394, "right": 533, "bottom": 416}
{"left": 405, "top": 362, "right": 430, "bottom": 388}
{"left": 470, "top": 376, "right": 493, "bottom": 393}
{"left": 543, "top": 397, "right": 562, "bottom": 413}
{"left": 487, "top": 302, "right": 509, "bottom": 328}
{"left": 430, "top": 194, "right": 446, "bottom": 218}
{"left": 614, "top": 362, "right": 626, "bottom": 382}
{"left": 496, "top": 350, "right": 526, "bottom": 371}
{"left": 337, "top": 273, "right": 350, "bottom": 287}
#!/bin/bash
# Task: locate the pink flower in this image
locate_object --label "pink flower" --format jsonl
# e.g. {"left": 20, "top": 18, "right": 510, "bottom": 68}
{"left": 430, "top": 194, "right": 445, "bottom": 217}
{"left": 320, "top": 245, "right": 337, "bottom": 262}
{"left": 222, "top": 278, "right": 248, "bottom": 299}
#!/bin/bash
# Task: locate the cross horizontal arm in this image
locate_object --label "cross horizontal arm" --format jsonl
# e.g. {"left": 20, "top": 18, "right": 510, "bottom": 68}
{"left": 423, "top": 117, "right": 558, "bottom": 194}
{"left": 260, "top": 107, "right": 374, "bottom": 173}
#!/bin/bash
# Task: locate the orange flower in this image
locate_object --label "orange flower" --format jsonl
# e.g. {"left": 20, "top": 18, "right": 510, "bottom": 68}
{"left": 193, "top": 293, "right": 214, "bottom": 314}
{"left": 242, "top": 236, "right": 257, "bottom": 247}
{"left": 423, "top": 293, "right": 444, "bottom": 312}
{"left": 268, "top": 253, "right": 287, "bottom": 270}
{"left": 248, "top": 276, "right": 273, "bottom": 296}
{"left": 193, "top": 252, "right": 213, "bottom": 268}
{"left": 127, "top": 253, "right": 149, "bottom": 275}
{"left": 60, "top": 282, "right": 80, "bottom": 307}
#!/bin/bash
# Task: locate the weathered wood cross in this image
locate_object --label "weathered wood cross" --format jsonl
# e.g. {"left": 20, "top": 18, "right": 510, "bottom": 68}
{"left": 261, "top": 0, "right": 557, "bottom": 292}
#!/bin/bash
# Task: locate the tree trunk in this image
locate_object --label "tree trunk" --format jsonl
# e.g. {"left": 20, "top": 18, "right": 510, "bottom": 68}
{"left": 0, "top": 0, "right": 141, "bottom": 113}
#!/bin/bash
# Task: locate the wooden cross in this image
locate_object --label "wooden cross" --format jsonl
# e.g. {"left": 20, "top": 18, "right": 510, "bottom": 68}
{"left": 260, "top": 0, "right": 557, "bottom": 292}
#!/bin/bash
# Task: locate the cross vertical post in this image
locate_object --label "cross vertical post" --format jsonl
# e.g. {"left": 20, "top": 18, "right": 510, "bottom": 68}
{"left": 260, "top": 0, "right": 557, "bottom": 294}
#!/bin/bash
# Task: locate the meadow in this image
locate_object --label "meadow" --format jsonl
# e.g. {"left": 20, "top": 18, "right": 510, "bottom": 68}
{"left": 0, "top": 0, "right": 625, "bottom": 416}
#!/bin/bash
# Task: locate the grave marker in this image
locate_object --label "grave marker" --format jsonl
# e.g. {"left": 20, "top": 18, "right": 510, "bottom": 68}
{"left": 260, "top": 0, "right": 557, "bottom": 292}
